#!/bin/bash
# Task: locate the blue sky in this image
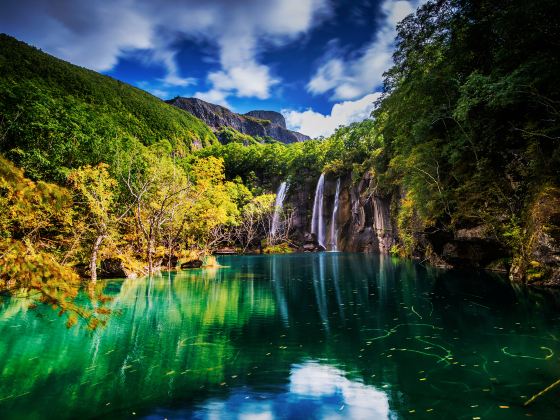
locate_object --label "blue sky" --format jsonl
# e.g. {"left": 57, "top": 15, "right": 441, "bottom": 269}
{"left": 0, "top": 0, "right": 425, "bottom": 137}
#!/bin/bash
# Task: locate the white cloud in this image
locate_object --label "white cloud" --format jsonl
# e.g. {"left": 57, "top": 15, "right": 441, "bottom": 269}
{"left": 193, "top": 89, "right": 230, "bottom": 108}
{"left": 0, "top": 0, "right": 330, "bottom": 103}
{"left": 290, "top": 362, "right": 390, "bottom": 419}
{"left": 308, "top": 0, "right": 425, "bottom": 100}
{"left": 201, "top": 63, "right": 279, "bottom": 100}
{"left": 283, "top": 92, "right": 381, "bottom": 138}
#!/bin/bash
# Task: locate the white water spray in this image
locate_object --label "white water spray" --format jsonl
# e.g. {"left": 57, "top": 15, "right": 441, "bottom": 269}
{"left": 271, "top": 181, "right": 288, "bottom": 238}
{"left": 329, "top": 178, "right": 341, "bottom": 251}
{"left": 311, "top": 174, "right": 326, "bottom": 249}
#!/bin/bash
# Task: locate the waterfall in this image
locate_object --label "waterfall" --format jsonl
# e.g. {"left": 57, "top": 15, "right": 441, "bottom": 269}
{"left": 271, "top": 181, "right": 288, "bottom": 238}
{"left": 372, "top": 196, "right": 393, "bottom": 253}
{"left": 311, "top": 173, "right": 326, "bottom": 250}
{"left": 329, "top": 178, "right": 341, "bottom": 251}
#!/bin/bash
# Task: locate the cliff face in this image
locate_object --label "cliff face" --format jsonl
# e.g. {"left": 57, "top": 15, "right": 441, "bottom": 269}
{"left": 167, "top": 97, "right": 310, "bottom": 144}
{"left": 244, "top": 110, "right": 286, "bottom": 128}
{"left": 283, "top": 172, "right": 396, "bottom": 254}
{"left": 280, "top": 171, "right": 559, "bottom": 286}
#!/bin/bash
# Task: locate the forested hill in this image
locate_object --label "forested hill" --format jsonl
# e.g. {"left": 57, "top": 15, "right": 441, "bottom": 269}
{"left": 0, "top": 34, "right": 217, "bottom": 182}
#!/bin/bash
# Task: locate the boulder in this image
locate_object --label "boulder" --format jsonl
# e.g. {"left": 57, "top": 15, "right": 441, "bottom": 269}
{"left": 99, "top": 258, "right": 127, "bottom": 278}
{"left": 303, "top": 243, "right": 316, "bottom": 252}
{"left": 215, "top": 247, "right": 237, "bottom": 255}
{"left": 162, "top": 254, "right": 179, "bottom": 268}
{"left": 181, "top": 259, "right": 203, "bottom": 269}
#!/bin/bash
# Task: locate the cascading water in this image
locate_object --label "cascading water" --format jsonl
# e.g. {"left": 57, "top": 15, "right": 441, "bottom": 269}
{"left": 271, "top": 181, "right": 288, "bottom": 238}
{"left": 329, "top": 178, "right": 341, "bottom": 251}
{"left": 311, "top": 173, "right": 326, "bottom": 250}
{"left": 372, "top": 196, "right": 393, "bottom": 253}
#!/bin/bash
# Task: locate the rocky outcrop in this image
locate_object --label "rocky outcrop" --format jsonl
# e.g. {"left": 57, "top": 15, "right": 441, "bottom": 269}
{"left": 421, "top": 225, "right": 510, "bottom": 271}
{"left": 511, "top": 187, "right": 560, "bottom": 287}
{"left": 336, "top": 172, "right": 395, "bottom": 253}
{"left": 244, "top": 110, "right": 286, "bottom": 128}
{"left": 98, "top": 258, "right": 143, "bottom": 279}
{"left": 162, "top": 254, "right": 179, "bottom": 268}
{"left": 181, "top": 259, "right": 203, "bottom": 269}
{"left": 279, "top": 173, "right": 559, "bottom": 287}
{"left": 167, "top": 97, "right": 309, "bottom": 144}
{"left": 284, "top": 171, "right": 396, "bottom": 253}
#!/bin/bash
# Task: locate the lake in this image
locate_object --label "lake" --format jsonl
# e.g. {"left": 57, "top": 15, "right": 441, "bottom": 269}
{"left": 1, "top": 253, "right": 560, "bottom": 419}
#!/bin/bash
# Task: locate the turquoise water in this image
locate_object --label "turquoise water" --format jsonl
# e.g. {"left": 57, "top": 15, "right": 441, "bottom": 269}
{"left": 1, "top": 253, "right": 560, "bottom": 419}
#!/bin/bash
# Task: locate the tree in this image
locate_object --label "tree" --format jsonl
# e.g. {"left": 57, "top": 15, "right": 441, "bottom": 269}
{"left": 234, "top": 194, "right": 275, "bottom": 252}
{"left": 0, "top": 156, "right": 109, "bottom": 328}
{"left": 67, "top": 163, "right": 129, "bottom": 282}
{"left": 123, "top": 143, "right": 192, "bottom": 276}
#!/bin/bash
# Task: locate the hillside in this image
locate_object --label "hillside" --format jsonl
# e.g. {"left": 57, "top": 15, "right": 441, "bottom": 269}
{"left": 0, "top": 34, "right": 217, "bottom": 181}
{"left": 168, "top": 97, "right": 309, "bottom": 144}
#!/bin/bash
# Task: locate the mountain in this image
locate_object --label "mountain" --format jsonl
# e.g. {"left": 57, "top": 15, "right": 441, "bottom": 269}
{"left": 0, "top": 34, "right": 217, "bottom": 181}
{"left": 167, "top": 97, "right": 310, "bottom": 144}
{"left": 244, "top": 110, "right": 287, "bottom": 128}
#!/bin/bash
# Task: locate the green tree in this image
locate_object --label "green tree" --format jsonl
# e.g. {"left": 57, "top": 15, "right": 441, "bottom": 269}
{"left": 67, "top": 163, "right": 129, "bottom": 282}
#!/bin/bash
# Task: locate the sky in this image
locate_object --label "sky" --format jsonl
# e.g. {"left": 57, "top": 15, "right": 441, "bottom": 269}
{"left": 0, "top": 0, "right": 425, "bottom": 138}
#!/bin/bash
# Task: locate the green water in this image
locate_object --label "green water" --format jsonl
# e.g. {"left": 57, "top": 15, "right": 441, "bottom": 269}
{"left": 1, "top": 253, "right": 560, "bottom": 419}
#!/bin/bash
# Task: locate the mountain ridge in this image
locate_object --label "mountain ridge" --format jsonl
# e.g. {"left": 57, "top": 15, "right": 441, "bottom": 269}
{"left": 167, "top": 97, "right": 309, "bottom": 144}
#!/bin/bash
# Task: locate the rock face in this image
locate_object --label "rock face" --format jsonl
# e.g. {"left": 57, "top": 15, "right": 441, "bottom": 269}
{"left": 244, "top": 110, "right": 286, "bottom": 128}
{"left": 99, "top": 258, "right": 129, "bottom": 278}
{"left": 275, "top": 173, "right": 559, "bottom": 287}
{"left": 336, "top": 172, "right": 395, "bottom": 253}
{"left": 512, "top": 187, "right": 560, "bottom": 287}
{"left": 167, "top": 97, "right": 309, "bottom": 144}
{"left": 284, "top": 171, "right": 396, "bottom": 253}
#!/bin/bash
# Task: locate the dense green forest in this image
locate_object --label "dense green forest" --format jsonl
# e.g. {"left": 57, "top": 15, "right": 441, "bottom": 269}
{"left": 1, "top": 0, "right": 559, "bottom": 327}
{"left": 0, "top": 34, "right": 217, "bottom": 182}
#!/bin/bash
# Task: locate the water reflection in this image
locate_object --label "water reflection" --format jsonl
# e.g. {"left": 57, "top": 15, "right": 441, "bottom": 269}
{"left": 290, "top": 362, "right": 390, "bottom": 419}
{"left": 312, "top": 253, "right": 330, "bottom": 331}
{"left": 0, "top": 254, "right": 559, "bottom": 419}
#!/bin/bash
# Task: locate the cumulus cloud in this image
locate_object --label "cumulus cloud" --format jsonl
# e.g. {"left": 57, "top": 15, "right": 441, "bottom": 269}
{"left": 203, "top": 63, "right": 279, "bottom": 100}
{"left": 283, "top": 92, "right": 381, "bottom": 138}
{"left": 0, "top": 0, "right": 330, "bottom": 101}
{"left": 308, "top": 0, "right": 425, "bottom": 100}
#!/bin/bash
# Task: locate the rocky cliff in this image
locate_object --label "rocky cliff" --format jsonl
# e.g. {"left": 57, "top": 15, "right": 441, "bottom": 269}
{"left": 278, "top": 171, "right": 559, "bottom": 287}
{"left": 281, "top": 172, "right": 396, "bottom": 254}
{"left": 244, "top": 110, "right": 286, "bottom": 128}
{"left": 167, "top": 97, "right": 309, "bottom": 144}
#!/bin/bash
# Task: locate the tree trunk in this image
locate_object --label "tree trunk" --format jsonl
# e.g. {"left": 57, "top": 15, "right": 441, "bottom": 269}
{"left": 147, "top": 238, "right": 154, "bottom": 277}
{"left": 90, "top": 235, "right": 105, "bottom": 283}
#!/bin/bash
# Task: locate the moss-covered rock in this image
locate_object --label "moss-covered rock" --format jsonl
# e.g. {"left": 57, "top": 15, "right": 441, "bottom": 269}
{"left": 512, "top": 186, "right": 560, "bottom": 287}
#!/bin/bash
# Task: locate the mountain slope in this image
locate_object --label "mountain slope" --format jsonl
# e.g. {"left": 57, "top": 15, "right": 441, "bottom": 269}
{"left": 168, "top": 97, "right": 310, "bottom": 144}
{"left": 0, "top": 34, "right": 217, "bottom": 181}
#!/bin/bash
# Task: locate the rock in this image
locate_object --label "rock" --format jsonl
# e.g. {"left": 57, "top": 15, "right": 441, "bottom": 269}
{"left": 485, "top": 258, "right": 510, "bottom": 273}
{"left": 167, "top": 97, "right": 309, "bottom": 144}
{"left": 162, "top": 254, "right": 179, "bottom": 268}
{"left": 455, "top": 225, "right": 490, "bottom": 240}
{"left": 99, "top": 258, "right": 127, "bottom": 278}
{"left": 303, "top": 243, "right": 316, "bottom": 252}
{"left": 517, "top": 187, "right": 560, "bottom": 287}
{"left": 73, "top": 263, "right": 89, "bottom": 278}
{"left": 440, "top": 238, "right": 509, "bottom": 268}
{"left": 214, "top": 247, "right": 237, "bottom": 255}
{"left": 244, "top": 110, "right": 287, "bottom": 128}
{"left": 181, "top": 259, "right": 203, "bottom": 269}
{"left": 424, "top": 223, "right": 510, "bottom": 269}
